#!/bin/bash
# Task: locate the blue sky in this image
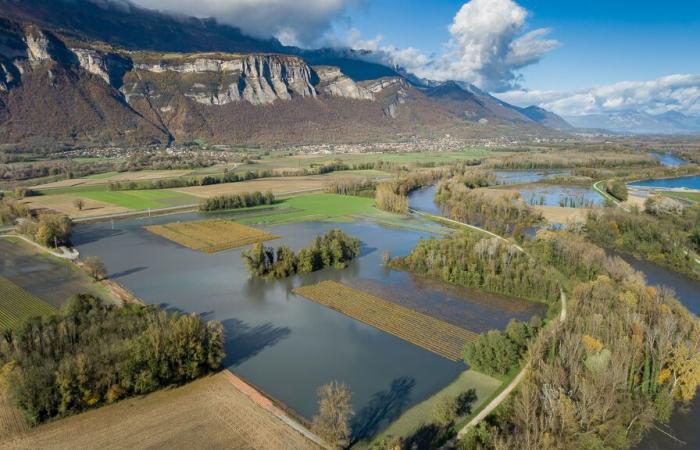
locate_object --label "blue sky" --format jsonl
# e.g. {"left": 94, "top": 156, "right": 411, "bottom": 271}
{"left": 345, "top": 0, "right": 700, "bottom": 91}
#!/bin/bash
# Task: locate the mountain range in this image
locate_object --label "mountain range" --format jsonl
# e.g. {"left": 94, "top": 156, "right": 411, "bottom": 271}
{"left": 0, "top": 0, "right": 572, "bottom": 150}
{"left": 565, "top": 110, "right": 700, "bottom": 135}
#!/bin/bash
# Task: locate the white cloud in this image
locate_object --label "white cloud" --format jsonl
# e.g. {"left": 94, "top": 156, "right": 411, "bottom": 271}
{"left": 496, "top": 74, "right": 700, "bottom": 116}
{"left": 131, "top": 0, "right": 358, "bottom": 47}
{"left": 348, "top": 0, "right": 559, "bottom": 91}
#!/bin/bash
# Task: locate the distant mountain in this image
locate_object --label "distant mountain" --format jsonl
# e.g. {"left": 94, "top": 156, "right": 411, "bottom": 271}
{"left": 425, "top": 81, "right": 571, "bottom": 129}
{"left": 565, "top": 110, "right": 700, "bottom": 135}
{"left": 518, "top": 105, "right": 573, "bottom": 131}
{"left": 0, "top": 0, "right": 565, "bottom": 149}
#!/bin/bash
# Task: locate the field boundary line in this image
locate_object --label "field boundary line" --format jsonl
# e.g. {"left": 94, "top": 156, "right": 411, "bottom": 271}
{"left": 222, "top": 370, "right": 329, "bottom": 449}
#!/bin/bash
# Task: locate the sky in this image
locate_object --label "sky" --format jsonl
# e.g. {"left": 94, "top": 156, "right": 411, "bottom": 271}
{"left": 130, "top": 0, "right": 700, "bottom": 117}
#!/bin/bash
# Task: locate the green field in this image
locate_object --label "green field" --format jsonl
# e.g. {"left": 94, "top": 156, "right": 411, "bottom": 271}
{"left": 374, "top": 370, "right": 501, "bottom": 443}
{"left": 0, "top": 277, "right": 56, "bottom": 331}
{"left": 77, "top": 189, "right": 197, "bottom": 209}
{"left": 661, "top": 191, "right": 700, "bottom": 202}
{"left": 230, "top": 193, "right": 446, "bottom": 235}
{"left": 236, "top": 193, "right": 376, "bottom": 224}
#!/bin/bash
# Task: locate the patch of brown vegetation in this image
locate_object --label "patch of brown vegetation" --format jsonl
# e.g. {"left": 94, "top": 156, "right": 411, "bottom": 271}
{"left": 146, "top": 219, "right": 278, "bottom": 253}
{"left": 532, "top": 205, "right": 592, "bottom": 224}
{"left": 0, "top": 371, "right": 322, "bottom": 450}
{"left": 20, "top": 194, "right": 130, "bottom": 218}
{"left": 294, "top": 281, "right": 478, "bottom": 361}
{"left": 172, "top": 176, "right": 326, "bottom": 198}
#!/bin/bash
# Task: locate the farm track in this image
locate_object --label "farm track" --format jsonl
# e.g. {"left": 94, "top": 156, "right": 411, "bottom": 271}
{"left": 146, "top": 219, "right": 278, "bottom": 253}
{"left": 294, "top": 281, "right": 478, "bottom": 361}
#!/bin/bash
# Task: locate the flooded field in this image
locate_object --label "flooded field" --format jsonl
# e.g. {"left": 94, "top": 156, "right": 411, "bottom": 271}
{"left": 71, "top": 211, "right": 542, "bottom": 436}
{"left": 494, "top": 170, "right": 570, "bottom": 185}
{"left": 514, "top": 184, "right": 603, "bottom": 208}
{"left": 0, "top": 238, "right": 106, "bottom": 308}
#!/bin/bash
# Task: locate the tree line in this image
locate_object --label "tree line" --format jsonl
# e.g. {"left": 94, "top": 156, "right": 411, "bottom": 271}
{"left": 0, "top": 294, "right": 224, "bottom": 425}
{"left": 585, "top": 205, "right": 700, "bottom": 280}
{"left": 198, "top": 191, "right": 275, "bottom": 211}
{"left": 242, "top": 229, "right": 360, "bottom": 279}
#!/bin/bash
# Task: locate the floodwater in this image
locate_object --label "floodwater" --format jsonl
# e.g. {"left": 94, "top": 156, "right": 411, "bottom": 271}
{"left": 494, "top": 170, "right": 570, "bottom": 185}
{"left": 650, "top": 152, "right": 688, "bottom": 167}
{"left": 410, "top": 178, "right": 602, "bottom": 211}
{"left": 514, "top": 184, "right": 603, "bottom": 208}
{"left": 621, "top": 253, "right": 700, "bottom": 450}
{"left": 629, "top": 175, "right": 700, "bottom": 190}
{"left": 72, "top": 212, "right": 543, "bottom": 437}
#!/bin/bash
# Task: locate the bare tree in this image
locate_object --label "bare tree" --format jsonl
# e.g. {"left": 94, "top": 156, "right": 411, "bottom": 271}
{"left": 312, "top": 381, "right": 354, "bottom": 449}
{"left": 84, "top": 256, "right": 107, "bottom": 281}
{"left": 73, "top": 198, "right": 85, "bottom": 211}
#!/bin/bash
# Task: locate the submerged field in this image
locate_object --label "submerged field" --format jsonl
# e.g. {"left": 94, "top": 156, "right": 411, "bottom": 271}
{"left": 0, "top": 371, "right": 321, "bottom": 450}
{"left": 294, "top": 281, "right": 479, "bottom": 361}
{"left": 0, "top": 238, "right": 113, "bottom": 307}
{"left": 0, "top": 277, "right": 56, "bottom": 331}
{"left": 146, "top": 219, "right": 278, "bottom": 253}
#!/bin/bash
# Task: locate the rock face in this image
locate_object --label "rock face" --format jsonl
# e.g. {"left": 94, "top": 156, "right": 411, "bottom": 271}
{"left": 129, "top": 54, "right": 317, "bottom": 105}
{"left": 314, "top": 66, "right": 373, "bottom": 100}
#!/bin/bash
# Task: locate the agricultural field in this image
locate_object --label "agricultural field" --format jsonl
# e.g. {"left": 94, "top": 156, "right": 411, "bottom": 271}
{"left": 0, "top": 238, "right": 115, "bottom": 307}
{"left": 235, "top": 149, "right": 501, "bottom": 174}
{"left": 376, "top": 369, "right": 501, "bottom": 442}
{"left": 32, "top": 170, "right": 193, "bottom": 190}
{"left": 0, "top": 371, "right": 322, "bottom": 450}
{"left": 173, "top": 176, "right": 326, "bottom": 198}
{"left": 21, "top": 194, "right": 130, "bottom": 218}
{"left": 293, "top": 281, "right": 479, "bottom": 361}
{"left": 146, "top": 219, "right": 278, "bottom": 253}
{"left": 237, "top": 193, "right": 375, "bottom": 224}
{"left": 0, "top": 277, "right": 56, "bottom": 331}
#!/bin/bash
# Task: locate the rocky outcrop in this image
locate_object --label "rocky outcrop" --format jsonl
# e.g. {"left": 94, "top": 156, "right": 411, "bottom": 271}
{"left": 313, "top": 65, "right": 373, "bottom": 100}
{"left": 71, "top": 48, "right": 131, "bottom": 88}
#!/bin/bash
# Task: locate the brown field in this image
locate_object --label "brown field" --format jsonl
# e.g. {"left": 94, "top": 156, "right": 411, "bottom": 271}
{"left": 294, "top": 281, "right": 479, "bottom": 361}
{"left": 533, "top": 205, "right": 592, "bottom": 224}
{"left": 146, "top": 219, "right": 278, "bottom": 253}
{"left": 0, "top": 371, "right": 322, "bottom": 450}
{"left": 21, "top": 194, "right": 130, "bottom": 218}
{"left": 172, "top": 176, "right": 325, "bottom": 198}
{"left": 32, "top": 170, "right": 192, "bottom": 190}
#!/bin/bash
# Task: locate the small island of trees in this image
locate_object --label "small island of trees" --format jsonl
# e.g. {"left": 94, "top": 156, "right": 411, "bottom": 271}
{"left": 242, "top": 229, "right": 360, "bottom": 279}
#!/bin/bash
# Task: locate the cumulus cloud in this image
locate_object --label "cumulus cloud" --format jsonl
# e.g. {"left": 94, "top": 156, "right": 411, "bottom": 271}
{"left": 497, "top": 75, "right": 700, "bottom": 116}
{"left": 131, "top": 0, "right": 357, "bottom": 46}
{"left": 348, "top": 0, "right": 559, "bottom": 91}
